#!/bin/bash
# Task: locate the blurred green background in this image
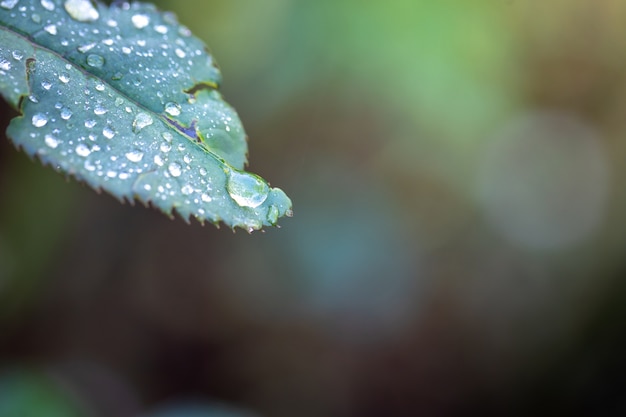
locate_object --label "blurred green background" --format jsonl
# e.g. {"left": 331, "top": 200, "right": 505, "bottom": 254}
{"left": 2, "top": 0, "right": 626, "bottom": 416}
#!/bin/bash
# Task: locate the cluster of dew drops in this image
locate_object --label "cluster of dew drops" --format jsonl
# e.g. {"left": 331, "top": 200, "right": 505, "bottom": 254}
{"left": 0, "top": 0, "right": 282, "bottom": 221}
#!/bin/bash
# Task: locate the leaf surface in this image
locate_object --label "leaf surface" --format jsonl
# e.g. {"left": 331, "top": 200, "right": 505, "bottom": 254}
{"left": 0, "top": 0, "right": 292, "bottom": 230}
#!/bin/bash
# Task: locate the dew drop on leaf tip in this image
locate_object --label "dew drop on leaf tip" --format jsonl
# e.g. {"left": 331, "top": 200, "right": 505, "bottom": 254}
{"left": 226, "top": 169, "right": 270, "bottom": 209}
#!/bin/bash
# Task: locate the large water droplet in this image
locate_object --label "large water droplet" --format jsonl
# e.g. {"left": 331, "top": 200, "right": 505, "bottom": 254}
{"left": 85, "top": 119, "right": 96, "bottom": 128}
{"left": 93, "top": 105, "right": 107, "bottom": 115}
{"left": 44, "top": 134, "right": 59, "bottom": 149}
{"left": 87, "top": 54, "right": 104, "bottom": 68}
{"left": 41, "top": 80, "right": 52, "bottom": 90}
{"left": 226, "top": 169, "right": 270, "bottom": 208}
{"left": 168, "top": 162, "right": 182, "bottom": 177}
{"left": 164, "top": 102, "right": 181, "bottom": 117}
{"left": 59, "top": 73, "right": 70, "bottom": 83}
{"left": 132, "top": 112, "right": 153, "bottom": 133}
{"left": 0, "top": 59, "right": 11, "bottom": 71}
{"left": 125, "top": 149, "right": 144, "bottom": 162}
{"left": 131, "top": 13, "right": 150, "bottom": 29}
{"left": 32, "top": 113, "right": 48, "bottom": 127}
{"left": 64, "top": 0, "right": 99, "bottom": 22}
{"left": 0, "top": 0, "right": 18, "bottom": 10}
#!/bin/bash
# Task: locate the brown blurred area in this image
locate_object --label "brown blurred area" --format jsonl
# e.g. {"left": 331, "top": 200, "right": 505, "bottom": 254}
{"left": 1, "top": 1, "right": 626, "bottom": 416}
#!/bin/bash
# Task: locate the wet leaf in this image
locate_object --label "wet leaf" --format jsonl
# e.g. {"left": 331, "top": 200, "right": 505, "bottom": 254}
{"left": 0, "top": 0, "right": 292, "bottom": 231}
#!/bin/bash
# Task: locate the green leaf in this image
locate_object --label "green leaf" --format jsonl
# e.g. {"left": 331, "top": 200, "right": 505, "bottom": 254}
{"left": 0, "top": 0, "right": 292, "bottom": 231}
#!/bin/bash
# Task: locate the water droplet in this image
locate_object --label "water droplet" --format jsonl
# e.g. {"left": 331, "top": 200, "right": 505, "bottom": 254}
{"left": 93, "top": 104, "right": 107, "bottom": 115}
{"left": 199, "top": 168, "right": 207, "bottom": 176}
{"left": 32, "top": 113, "right": 48, "bottom": 127}
{"left": 102, "top": 126, "right": 115, "bottom": 139}
{"left": 0, "top": 0, "right": 18, "bottom": 10}
{"left": 43, "top": 24, "right": 57, "bottom": 35}
{"left": 168, "top": 162, "right": 182, "bottom": 177}
{"left": 95, "top": 82, "right": 105, "bottom": 91}
{"left": 125, "top": 149, "right": 144, "bottom": 162}
{"left": 162, "top": 132, "right": 173, "bottom": 142}
{"left": 175, "top": 48, "right": 186, "bottom": 59}
{"left": 84, "top": 119, "right": 96, "bottom": 128}
{"left": 60, "top": 108, "right": 72, "bottom": 120}
{"left": 40, "top": 0, "right": 54, "bottom": 9}
{"left": 201, "top": 193, "right": 212, "bottom": 203}
{"left": 154, "top": 24, "right": 168, "bottom": 34}
{"left": 226, "top": 170, "right": 270, "bottom": 208}
{"left": 75, "top": 143, "right": 91, "bottom": 157}
{"left": 181, "top": 184, "right": 193, "bottom": 195}
{"left": 11, "top": 50, "right": 23, "bottom": 61}
{"left": 111, "top": 72, "right": 123, "bottom": 80}
{"left": 0, "top": 59, "right": 11, "bottom": 71}
{"left": 122, "top": 46, "right": 132, "bottom": 54}
{"left": 43, "top": 134, "right": 59, "bottom": 149}
{"left": 84, "top": 160, "right": 96, "bottom": 171}
{"left": 131, "top": 13, "right": 150, "bottom": 29}
{"left": 132, "top": 112, "right": 153, "bottom": 133}
{"left": 64, "top": 0, "right": 99, "bottom": 22}
{"left": 41, "top": 80, "right": 52, "bottom": 90}
{"left": 164, "top": 102, "right": 181, "bottom": 117}
{"left": 31, "top": 13, "right": 41, "bottom": 23}
{"left": 86, "top": 54, "right": 104, "bottom": 68}
{"left": 154, "top": 155, "right": 164, "bottom": 166}
{"left": 77, "top": 42, "right": 96, "bottom": 53}
{"left": 178, "top": 26, "right": 191, "bottom": 37}
{"left": 160, "top": 142, "right": 171, "bottom": 153}
{"left": 59, "top": 73, "right": 70, "bottom": 83}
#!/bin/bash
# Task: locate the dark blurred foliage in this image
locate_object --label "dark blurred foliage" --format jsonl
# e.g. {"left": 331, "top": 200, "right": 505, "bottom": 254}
{"left": 2, "top": 0, "right": 626, "bottom": 416}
